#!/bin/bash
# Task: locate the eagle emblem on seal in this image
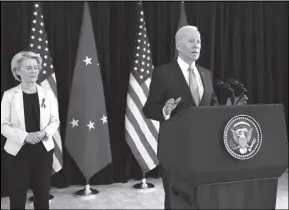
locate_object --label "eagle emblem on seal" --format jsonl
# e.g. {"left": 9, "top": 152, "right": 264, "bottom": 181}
{"left": 224, "top": 115, "right": 262, "bottom": 160}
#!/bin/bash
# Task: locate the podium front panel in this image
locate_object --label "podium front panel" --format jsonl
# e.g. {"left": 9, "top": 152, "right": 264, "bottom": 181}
{"left": 158, "top": 104, "right": 288, "bottom": 185}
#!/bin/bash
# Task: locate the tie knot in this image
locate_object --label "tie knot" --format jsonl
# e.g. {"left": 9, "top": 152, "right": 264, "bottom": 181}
{"left": 188, "top": 66, "right": 195, "bottom": 74}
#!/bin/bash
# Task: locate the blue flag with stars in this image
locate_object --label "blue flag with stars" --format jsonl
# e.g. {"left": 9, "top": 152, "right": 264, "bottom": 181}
{"left": 64, "top": 2, "right": 112, "bottom": 180}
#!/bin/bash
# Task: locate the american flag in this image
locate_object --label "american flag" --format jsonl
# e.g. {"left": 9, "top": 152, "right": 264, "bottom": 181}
{"left": 29, "top": 2, "right": 63, "bottom": 174}
{"left": 125, "top": 2, "right": 159, "bottom": 173}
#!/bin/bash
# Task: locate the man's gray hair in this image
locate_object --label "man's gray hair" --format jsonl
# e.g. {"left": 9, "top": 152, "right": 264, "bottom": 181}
{"left": 175, "top": 25, "right": 199, "bottom": 42}
{"left": 11, "top": 51, "right": 43, "bottom": 81}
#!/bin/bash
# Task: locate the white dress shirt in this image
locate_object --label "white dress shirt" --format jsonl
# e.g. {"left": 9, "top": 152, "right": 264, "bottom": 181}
{"left": 177, "top": 57, "right": 204, "bottom": 98}
{"left": 163, "top": 57, "right": 204, "bottom": 120}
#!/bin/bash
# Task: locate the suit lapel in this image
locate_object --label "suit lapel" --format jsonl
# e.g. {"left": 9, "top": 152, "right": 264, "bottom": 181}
{"left": 196, "top": 65, "right": 212, "bottom": 106}
{"left": 37, "top": 85, "right": 45, "bottom": 130}
{"left": 14, "top": 85, "right": 26, "bottom": 131}
{"left": 196, "top": 65, "right": 206, "bottom": 104}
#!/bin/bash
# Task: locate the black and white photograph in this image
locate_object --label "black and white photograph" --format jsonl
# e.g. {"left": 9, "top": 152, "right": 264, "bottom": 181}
{"left": 1, "top": 1, "right": 288, "bottom": 209}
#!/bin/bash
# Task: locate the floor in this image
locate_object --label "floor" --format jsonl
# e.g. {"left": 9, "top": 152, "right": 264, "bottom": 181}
{"left": 1, "top": 171, "right": 288, "bottom": 209}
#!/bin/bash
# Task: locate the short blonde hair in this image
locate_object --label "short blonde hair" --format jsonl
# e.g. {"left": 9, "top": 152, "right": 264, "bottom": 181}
{"left": 11, "top": 51, "right": 43, "bottom": 81}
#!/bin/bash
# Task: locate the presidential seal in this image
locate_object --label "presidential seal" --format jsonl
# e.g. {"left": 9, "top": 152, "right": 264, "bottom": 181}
{"left": 223, "top": 115, "right": 262, "bottom": 160}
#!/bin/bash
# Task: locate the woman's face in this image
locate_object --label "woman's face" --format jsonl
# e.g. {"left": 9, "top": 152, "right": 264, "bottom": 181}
{"left": 17, "top": 58, "right": 40, "bottom": 84}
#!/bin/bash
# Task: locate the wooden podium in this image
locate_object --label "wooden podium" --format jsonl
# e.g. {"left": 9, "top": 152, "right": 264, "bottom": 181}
{"left": 158, "top": 104, "right": 288, "bottom": 209}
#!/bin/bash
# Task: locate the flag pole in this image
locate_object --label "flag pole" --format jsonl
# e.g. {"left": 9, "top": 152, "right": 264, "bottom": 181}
{"left": 75, "top": 179, "right": 99, "bottom": 196}
{"left": 133, "top": 171, "right": 154, "bottom": 189}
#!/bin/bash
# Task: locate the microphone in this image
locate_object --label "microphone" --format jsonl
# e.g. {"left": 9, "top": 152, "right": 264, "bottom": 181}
{"left": 213, "top": 79, "right": 224, "bottom": 89}
{"left": 226, "top": 78, "right": 247, "bottom": 104}
{"left": 226, "top": 78, "right": 247, "bottom": 93}
{"left": 214, "top": 79, "right": 235, "bottom": 105}
{"left": 214, "top": 79, "right": 234, "bottom": 93}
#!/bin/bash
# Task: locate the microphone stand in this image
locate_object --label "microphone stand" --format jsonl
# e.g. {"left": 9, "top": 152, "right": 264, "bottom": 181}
{"left": 213, "top": 79, "right": 235, "bottom": 105}
{"left": 226, "top": 78, "right": 247, "bottom": 105}
{"left": 233, "top": 82, "right": 247, "bottom": 105}
{"left": 223, "top": 83, "right": 235, "bottom": 105}
{"left": 234, "top": 88, "right": 247, "bottom": 105}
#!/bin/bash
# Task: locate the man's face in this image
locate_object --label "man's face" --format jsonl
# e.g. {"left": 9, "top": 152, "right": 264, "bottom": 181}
{"left": 176, "top": 29, "right": 201, "bottom": 62}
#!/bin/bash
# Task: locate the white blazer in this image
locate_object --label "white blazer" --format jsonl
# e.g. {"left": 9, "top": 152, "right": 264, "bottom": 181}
{"left": 1, "top": 84, "right": 60, "bottom": 156}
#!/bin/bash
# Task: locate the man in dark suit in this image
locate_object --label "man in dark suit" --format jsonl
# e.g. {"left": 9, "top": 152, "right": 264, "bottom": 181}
{"left": 142, "top": 25, "right": 246, "bottom": 209}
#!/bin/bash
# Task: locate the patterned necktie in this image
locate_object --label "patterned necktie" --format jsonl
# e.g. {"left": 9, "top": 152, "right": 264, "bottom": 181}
{"left": 188, "top": 66, "right": 200, "bottom": 106}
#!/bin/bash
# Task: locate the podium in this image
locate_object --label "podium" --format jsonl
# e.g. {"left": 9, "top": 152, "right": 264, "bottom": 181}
{"left": 158, "top": 104, "right": 288, "bottom": 209}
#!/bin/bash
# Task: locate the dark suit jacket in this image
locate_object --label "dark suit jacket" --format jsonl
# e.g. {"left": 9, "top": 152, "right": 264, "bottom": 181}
{"left": 143, "top": 60, "right": 218, "bottom": 123}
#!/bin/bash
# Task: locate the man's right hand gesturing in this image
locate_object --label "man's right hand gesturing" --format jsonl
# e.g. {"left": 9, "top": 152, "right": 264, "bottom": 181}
{"left": 163, "top": 97, "right": 182, "bottom": 119}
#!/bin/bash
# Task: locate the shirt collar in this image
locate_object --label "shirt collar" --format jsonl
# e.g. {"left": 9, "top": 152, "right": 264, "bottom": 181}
{"left": 177, "top": 56, "right": 196, "bottom": 72}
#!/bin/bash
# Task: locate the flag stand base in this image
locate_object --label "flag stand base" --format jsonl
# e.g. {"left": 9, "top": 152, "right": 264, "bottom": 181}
{"left": 133, "top": 178, "right": 155, "bottom": 189}
{"left": 76, "top": 185, "right": 99, "bottom": 196}
{"left": 28, "top": 194, "right": 54, "bottom": 202}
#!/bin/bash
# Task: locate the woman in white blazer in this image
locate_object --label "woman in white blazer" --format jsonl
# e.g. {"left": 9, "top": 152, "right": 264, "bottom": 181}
{"left": 1, "top": 51, "right": 60, "bottom": 209}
